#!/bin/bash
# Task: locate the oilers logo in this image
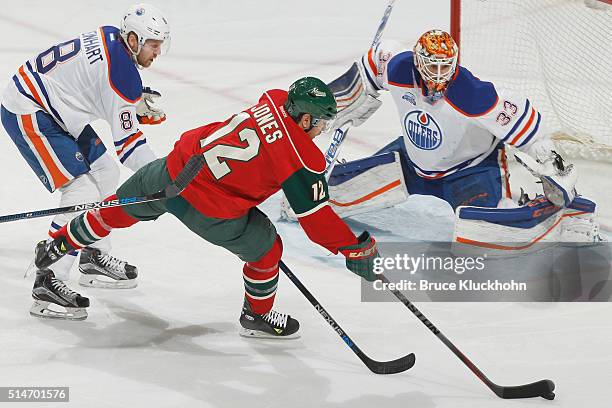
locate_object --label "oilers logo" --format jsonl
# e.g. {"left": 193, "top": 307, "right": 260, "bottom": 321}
{"left": 404, "top": 110, "right": 442, "bottom": 150}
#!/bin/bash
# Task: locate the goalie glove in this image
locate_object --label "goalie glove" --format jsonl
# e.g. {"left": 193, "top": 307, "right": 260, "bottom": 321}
{"left": 339, "top": 231, "right": 380, "bottom": 281}
{"left": 328, "top": 62, "right": 382, "bottom": 129}
{"left": 514, "top": 150, "right": 577, "bottom": 207}
{"left": 334, "top": 94, "right": 382, "bottom": 129}
{"left": 137, "top": 87, "right": 166, "bottom": 125}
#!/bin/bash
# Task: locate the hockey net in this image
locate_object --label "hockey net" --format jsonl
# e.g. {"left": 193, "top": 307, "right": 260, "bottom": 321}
{"left": 451, "top": 0, "right": 612, "bottom": 162}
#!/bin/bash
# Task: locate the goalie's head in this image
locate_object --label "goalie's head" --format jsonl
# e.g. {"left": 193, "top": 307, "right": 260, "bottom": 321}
{"left": 413, "top": 30, "right": 458, "bottom": 97}
{"left": 285, "top": 77, "right": 337, "bottom": 138}
{"left": 120, "top": 3, "right": 171, "bottom": 69}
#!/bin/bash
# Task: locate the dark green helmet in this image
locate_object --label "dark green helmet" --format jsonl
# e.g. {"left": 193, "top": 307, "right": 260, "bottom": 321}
{"left": 285, "top": 77, "right": 337, "bottom": 123}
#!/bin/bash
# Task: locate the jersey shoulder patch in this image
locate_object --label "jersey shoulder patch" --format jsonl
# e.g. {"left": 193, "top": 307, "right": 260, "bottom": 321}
{"left": 386, "top": 51, "right": 416, "bottom": 88}
{"left": 99, "top": 26, "right": 142, "bottom": 103}
{"left": 445, "top": 66, "right": 498, "bottom": 116}
{"left": 263, "top": 90, "right": 326, "bottom": 175}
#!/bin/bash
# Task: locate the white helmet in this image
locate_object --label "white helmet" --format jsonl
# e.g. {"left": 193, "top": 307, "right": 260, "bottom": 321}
{"left": 120, "top": 3, "right": 171, "bottom": 57}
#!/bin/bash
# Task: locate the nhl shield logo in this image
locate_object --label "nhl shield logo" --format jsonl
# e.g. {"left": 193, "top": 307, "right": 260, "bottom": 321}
{"left": 403, "top": 110, "right": 442, "bottom": 150}
{"left": 402, "top": 92, "right": 416, "bottom": 105}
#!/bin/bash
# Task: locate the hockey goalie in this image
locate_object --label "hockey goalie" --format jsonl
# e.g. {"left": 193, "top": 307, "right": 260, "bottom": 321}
{"left": 286, "top": 30, "right": 605, "bottom": 252}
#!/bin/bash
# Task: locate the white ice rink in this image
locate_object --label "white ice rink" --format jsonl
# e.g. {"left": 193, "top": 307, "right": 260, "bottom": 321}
{"left": 0, "top": 1, "right": 611, "bottom": 407}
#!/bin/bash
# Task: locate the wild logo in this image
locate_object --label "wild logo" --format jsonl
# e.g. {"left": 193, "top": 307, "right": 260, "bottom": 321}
{"left": 310, "top": 88, "right": 327, "bottom": 97}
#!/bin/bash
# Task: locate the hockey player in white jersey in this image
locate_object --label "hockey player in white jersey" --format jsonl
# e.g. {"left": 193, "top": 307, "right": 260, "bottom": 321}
{"left": 0, "top": 3, "right": 170, "bottom": 320}
{"left": 325, "top": 29, "right": 603, "bottom": 249}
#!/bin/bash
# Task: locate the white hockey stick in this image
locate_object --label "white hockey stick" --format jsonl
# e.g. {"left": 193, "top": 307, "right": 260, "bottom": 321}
{"left": 280, "top": 0, "right": 397, "bottom": 221}
{"left": 323, "top": 122, "right": 351, "bottom": 180}
{"left": 322, "top": 0, "right": 396, "bottom": 181}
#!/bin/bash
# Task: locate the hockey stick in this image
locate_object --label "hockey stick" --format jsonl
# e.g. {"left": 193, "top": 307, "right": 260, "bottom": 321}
{"left": 279, "top": 260, "right": 415, "bottom": 374}
{"left": 322, "top": 0, "right": 396, "bottom": 180}
{"left": 323, "top": 122, "right": 351, "bottom": 180}
{"left": 379, "top": 275, "right": 556, "bottom": 399}
{"left": 0, "top": 155, "right": 206, "bottom": 224}
{"left": 280, "top": 1, "right": 397, "bottom": 221}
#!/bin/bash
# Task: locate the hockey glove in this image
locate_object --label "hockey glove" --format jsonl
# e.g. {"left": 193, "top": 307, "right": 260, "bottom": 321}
{"left": 514, "top": 150, "right": 577, "bottom": 207}
{"left": 328, "top": 63, "right": 382, "bottom": 130}
{"left": 137, "top": 87, "right": 166, "bottom": 125}
{"left": 333, "top": 94, "right": 382, "bottom": 129}
{"left": 339, "top": 231, "right": 380, "bottom": 282}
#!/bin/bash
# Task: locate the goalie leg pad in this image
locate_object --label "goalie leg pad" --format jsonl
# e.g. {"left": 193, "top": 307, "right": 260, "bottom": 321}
{"left": 453, "top": 196, "right": 603, "bottom": 256}
{"left": 280, "top": 140, "right": 411, "bottom": 222}
{"left": 561, "top": 198, "right": 605, "bottom": 242}
{"left": 327, "top": 151, "right": 408, "bottom": 218}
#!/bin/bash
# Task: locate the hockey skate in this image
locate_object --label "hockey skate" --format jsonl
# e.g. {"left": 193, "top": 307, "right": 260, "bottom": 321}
{"left": 34, "top": 237, "right": 72, "bottom": 269}
{"left": 239, "top": 299, "right": 300, "bottom": 339}
{"left": 30, "top": 269, "right": 89, "bottom": 320}
{"left": 78, "top": 248, "right": 138, "bottom": 289}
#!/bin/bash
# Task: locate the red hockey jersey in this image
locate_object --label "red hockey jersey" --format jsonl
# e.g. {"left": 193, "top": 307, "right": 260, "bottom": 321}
{"left": 166, "top": 89, "right": 357, "bottom": 253}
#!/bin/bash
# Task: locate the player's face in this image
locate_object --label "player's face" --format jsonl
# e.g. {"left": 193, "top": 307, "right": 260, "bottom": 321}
{"left": 308, "top": 117, "right": 329, "bottom": 138}
{"left": 137, "top": 39, "right": 164, "bottom": 67}
{"left": 426, "top": 64, "right": 451, "bottom": 78}
{"left": 299, "top": 114, "right": 328, "bottom": 139}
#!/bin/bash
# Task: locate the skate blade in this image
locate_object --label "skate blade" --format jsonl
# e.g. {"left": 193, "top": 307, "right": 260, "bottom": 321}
{"left": 24, "top": 259, "right": 38, "bottom": 278}
{"left": 78, "top": 274, "right": 137, "bottom": 289}
{"left": 239, "top": 327, "right": 300, "bottom": 340}
{"left": 29, "top": 300, "right": 88, "bottom": 321}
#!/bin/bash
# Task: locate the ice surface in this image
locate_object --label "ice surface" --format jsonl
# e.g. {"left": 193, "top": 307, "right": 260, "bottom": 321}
{"left": 0, "top": 1, "right": 610, "bottom": 407}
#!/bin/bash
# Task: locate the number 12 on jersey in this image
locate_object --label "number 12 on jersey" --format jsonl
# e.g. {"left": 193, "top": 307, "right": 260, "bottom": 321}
{"left": 200, "top": 112, "right": 261, "bottom": 180}
{"left": 312, "top": 180, "right": 326, "bottom": 201}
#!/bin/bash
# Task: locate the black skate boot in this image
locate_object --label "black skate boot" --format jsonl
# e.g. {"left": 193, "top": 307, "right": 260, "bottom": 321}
{"left": 78, "top": 248, "right": 138, "bottom": 289}
{"left": 30, "top": 269, "right": 89, "bottom": 320}
{"left": 239, "top": 299, "right": 300, "bottom": 339}
{"left": 34, "top": 237, "right": 73, "bottom": 269}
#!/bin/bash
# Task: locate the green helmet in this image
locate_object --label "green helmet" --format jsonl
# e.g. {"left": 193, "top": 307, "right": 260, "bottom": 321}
{"left": 285, "top": 77, "right": 337, "bottom": 123}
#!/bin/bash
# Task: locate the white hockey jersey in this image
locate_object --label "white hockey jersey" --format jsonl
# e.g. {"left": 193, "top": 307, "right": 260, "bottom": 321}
{"left": 1, "top": 26, "right": 155, "bottom": 171}
{"left": 360, "top": 41, "right": 546, "bottom": 179}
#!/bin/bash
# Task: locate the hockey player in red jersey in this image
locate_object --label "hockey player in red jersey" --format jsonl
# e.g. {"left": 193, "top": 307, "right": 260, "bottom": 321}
{"left": 33, "top": 77, "right": 380, "bottom": 336}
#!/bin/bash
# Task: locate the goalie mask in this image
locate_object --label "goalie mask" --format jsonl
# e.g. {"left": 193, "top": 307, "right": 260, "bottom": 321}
{"left": 120, "top": 3, "right": 171, "bottom": 67}
{"left": 413, "top": 30, "right": 458, "bottom": 99}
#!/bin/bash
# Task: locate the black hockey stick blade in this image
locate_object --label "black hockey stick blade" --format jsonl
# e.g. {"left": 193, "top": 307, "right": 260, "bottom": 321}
{"left": 380, "top": 275, "right": 556, "bottom": 399}
{"left": 494, "top": 379, "right": 555, "bottom": 400}
{"left": 278, "top": 260, "right": 415, "bottom": 375}
{"left": 361, "top": 351, "right": 415, "bottom": 375}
